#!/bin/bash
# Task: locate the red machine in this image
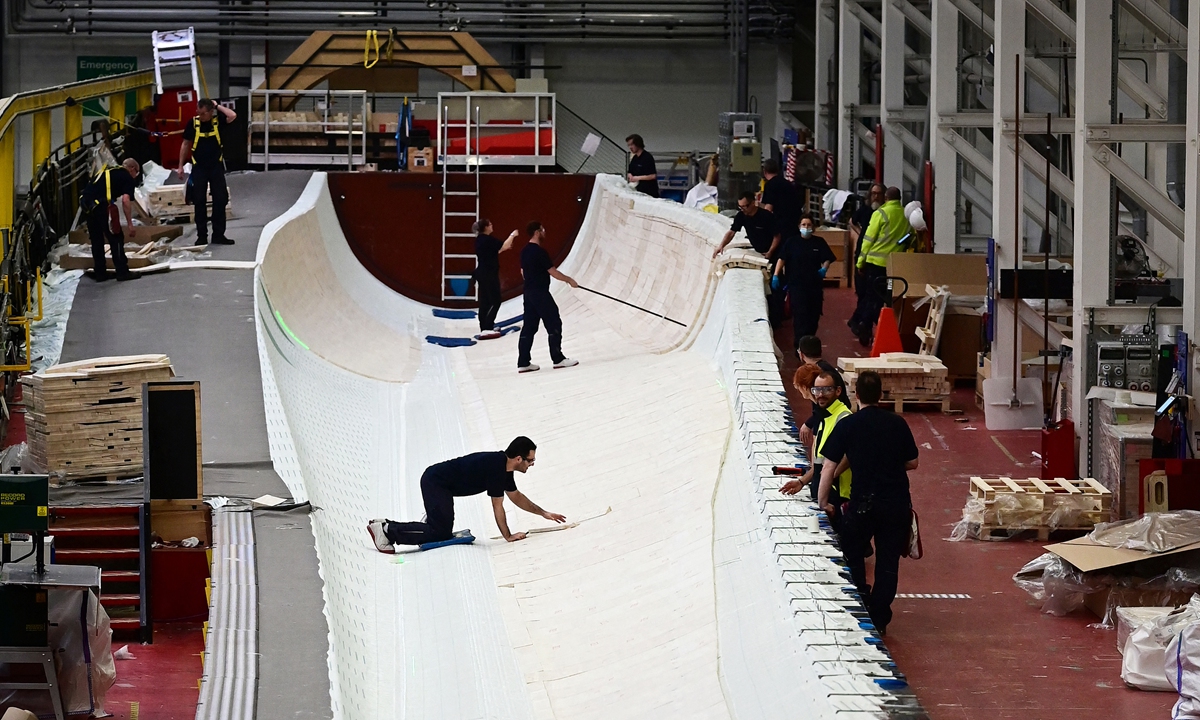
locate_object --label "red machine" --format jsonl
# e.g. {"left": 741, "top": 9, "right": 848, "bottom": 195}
{"left": 146, "top": 86, "right": 199, "bottom": 169}
{"left": 1040, "top": 419, "right": 1076, "bottom": 480}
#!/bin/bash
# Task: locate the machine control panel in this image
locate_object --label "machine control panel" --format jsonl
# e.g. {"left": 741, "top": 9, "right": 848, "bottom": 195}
{"left": 1095, "top": 341, "right": 1156, "bottom": 391}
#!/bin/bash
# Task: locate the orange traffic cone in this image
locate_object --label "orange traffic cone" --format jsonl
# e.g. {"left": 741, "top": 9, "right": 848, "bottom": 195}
{"left": 870, "top": 306, "right": 904, "bottom": 357}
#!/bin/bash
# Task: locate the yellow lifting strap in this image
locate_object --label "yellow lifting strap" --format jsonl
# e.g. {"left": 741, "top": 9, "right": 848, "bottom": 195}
{"left": 364, "top": 30, "right": 380, "bottom": 68}
{"left": 192, "top": 115, "right": 224, "bottom": 162}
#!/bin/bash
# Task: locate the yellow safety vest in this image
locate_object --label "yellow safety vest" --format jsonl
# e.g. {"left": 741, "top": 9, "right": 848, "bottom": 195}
{"left": 192, "top": 116, "right": 223, "bottom": 162}
{"left": 858, "top": 199, "right": 912, "bottom": 269}
{"left": 816, "top": 398, "right": 853, "bottom": 499}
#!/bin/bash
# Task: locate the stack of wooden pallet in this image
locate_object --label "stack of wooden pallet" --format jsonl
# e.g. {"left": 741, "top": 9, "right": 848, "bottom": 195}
{"left": 22, "top": 355, "right": 175, "bottom": 484}
{"left": 967, "top": 476, "right": 1112, "bottom": 540}
{"left": 838, "top": 352, "right": 952, "bottom": 412}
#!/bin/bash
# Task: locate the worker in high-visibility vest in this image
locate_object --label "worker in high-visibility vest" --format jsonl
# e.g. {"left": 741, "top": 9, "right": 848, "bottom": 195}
{"left": 80, "top": 158, "right": 141, "bottom": 282}
{"left": 781, "top": 371, "right": 853, "bottom": 527}
{"left": 852, "top": 186, "right": 912, "bottom": 347}
{"left": 179, "top": 98, "right": 237, "bottom": 246}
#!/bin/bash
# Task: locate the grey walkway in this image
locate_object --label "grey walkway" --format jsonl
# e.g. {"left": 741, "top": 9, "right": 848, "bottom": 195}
{"left": 59, "top": 170, "right": 333, "bottom": 720}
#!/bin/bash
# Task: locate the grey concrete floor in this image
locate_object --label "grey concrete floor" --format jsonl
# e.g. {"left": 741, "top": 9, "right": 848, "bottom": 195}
{"left": 59, "top": 169, "right": 333, "bottom": 720}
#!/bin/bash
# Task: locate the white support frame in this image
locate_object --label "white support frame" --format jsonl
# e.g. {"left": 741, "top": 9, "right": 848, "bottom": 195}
{"left": 814, "top": 0, "right": 838, "bottom": 154}
{"left": 879, "top": 0, "right": 908, "bottom": 188}
{"left": 836, "top": 1, "right": 862, "bottom": 188}
{"left": 929, "top": 0, "right": 958, "bottom": 253}
{"left": 990, "top": 0, "right": 1025, "bottom": 388}
{"left": 1072, "top": 1, "right": 1117, "bottom": 464}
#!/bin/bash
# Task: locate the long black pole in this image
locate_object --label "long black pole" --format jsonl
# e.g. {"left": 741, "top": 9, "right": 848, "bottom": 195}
{"left": 579, "top": 286, "right": 686, "bottom": 327}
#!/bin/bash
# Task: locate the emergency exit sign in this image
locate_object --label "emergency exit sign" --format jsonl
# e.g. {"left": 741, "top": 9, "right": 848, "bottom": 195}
{"left": 77, "top": 56, "right": 138, "bottom": 119}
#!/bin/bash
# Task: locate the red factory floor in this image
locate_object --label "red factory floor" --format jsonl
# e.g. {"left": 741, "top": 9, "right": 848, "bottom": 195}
{"left": 776, "top": 286, "right": 1175, "bottom": 720}
{"left": 102, "top": 622, "right": 204, "bottom": 720}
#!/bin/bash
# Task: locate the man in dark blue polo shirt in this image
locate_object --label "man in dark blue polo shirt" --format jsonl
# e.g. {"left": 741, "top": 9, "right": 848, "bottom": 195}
{"left": 517, "top": 221, "right": 580, "bottom": 373}
{"left": 818, "top": 370, "right": 919, "bottom": 635}
{"left": 368, "top": 436, "right": 565, "bottom": 550}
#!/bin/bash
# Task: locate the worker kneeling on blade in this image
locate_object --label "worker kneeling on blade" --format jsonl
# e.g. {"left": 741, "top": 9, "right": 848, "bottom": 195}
{"left": 367, "top": 436, "right": 566, "bottom": 552}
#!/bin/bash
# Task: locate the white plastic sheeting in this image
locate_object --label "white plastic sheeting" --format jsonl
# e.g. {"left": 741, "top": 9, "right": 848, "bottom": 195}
{"left": 253, "top": 173, "right": 914, "bottom": 719}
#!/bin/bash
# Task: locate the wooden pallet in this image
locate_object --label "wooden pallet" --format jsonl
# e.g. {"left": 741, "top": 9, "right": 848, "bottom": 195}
{"left": 968, "top": 476, "right": 1112, "bottom": 533}
{"left": 886, "top": 396, "right": 951, "bottom": 413}
{"left": 974, "top": 524, "right": 1092, "bottom": 541}
{"left": 915, "top": 284, "right": 950, "bottom": 356}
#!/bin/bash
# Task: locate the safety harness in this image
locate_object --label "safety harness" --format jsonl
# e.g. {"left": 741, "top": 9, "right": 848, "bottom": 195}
{"left": 192, "top": 115, "right": 223, "bottom": 163}
{"left": 85, "top": 166, "right": 118, "bottom": 211}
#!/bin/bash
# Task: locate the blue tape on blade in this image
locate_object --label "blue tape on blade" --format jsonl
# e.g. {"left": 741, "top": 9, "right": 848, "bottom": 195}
{"left": 432, "top": 308, "right": 477, "bottom": 319}
{"left": 425, "top": 335, "right": 477, "bottom": 347}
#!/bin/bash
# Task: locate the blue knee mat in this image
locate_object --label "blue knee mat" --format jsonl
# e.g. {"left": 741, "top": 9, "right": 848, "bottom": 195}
{"left": 432, "top": 308, "right": 477, "bottom": 319}
{"left": 425, "top": 335, "right": 477, "bottom": 347}
{"left": 419, "top": 529, "right": 475, "bottom": 551}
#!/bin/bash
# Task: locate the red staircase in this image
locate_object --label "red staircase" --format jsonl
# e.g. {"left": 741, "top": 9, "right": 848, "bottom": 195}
{"left": 49, "top": 504, "right": 150, "bottom": 642}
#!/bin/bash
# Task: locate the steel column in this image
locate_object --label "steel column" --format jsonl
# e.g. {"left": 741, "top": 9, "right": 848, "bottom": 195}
{"left": 1182, "top": 0, "right": 1200, "bottom": 339}
{"left": 929, "top": 0, "right": 958, "bottom": 252}
{"left": 814, "top": 0, "right": 838, "bottom": 154}
{"left": 837, "top": 1, "right": 862, "bottom": 188}
{"left": 991, "top": 0, "right": 1025, "bottom": 387}
{"left": 64, "top": 102, "right": 82, "bottom": 153}
{"left": 109, "top": 93, "right": 126, "bottom": 128}
{"left": 879, "top": 0, "right": 907, "bottom": 188}
{"left": 1072, "top": 0, "right": 1117, "bottom": 463}
{"left": 31, "top": 111, "right": 51, "bottom": 174}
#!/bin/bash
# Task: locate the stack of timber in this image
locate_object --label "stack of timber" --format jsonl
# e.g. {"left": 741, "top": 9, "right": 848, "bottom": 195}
{"left": 21, "top": 355, "right": 175, "bottom": 484}
{"left": 967, "top": 476, "right": 1112, "bottom": 540}
{"left": 838, "top": 352, "right": 952, "bottom": 412}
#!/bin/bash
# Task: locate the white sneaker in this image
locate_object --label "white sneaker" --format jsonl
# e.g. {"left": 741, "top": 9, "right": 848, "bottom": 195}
{"left": 367, "top": 519, "right": 395, "bottom": 554}
{"left": 518, "top": 364, "right": 540, "bottom": 373}
{"left": 553, "top": 358, "right": 579, "bottom": 369}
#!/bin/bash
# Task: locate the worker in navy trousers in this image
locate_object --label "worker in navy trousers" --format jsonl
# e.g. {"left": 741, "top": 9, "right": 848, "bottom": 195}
{"left": 517, "top": 221, "right": 580, "bottom": 373}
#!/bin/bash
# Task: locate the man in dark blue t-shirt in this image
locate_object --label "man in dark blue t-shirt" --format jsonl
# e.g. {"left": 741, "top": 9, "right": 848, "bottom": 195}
{"left": 368, "top": 436, "right": 566, "bottom": 550}
{"left": 517, "top": 221, "right": 580, "bottom": 373}
{"left": 818, "top": 371, "right": 919, "bottom": 635}
{"left": 80, "top": 158, "right": 142, "bottom": 282}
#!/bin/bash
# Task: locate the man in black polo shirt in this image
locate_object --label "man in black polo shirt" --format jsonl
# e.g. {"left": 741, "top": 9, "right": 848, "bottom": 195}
{"left": 80, "top": 158, "right": 142, "bottom": 282}
{"left": 711, "top": 191, "right": 780, "bottom": 260}
{"left": 818, "top": 371, "right": 919, "bottom": 635}
{"left": 773, "top": 212, "right": 835, "bottom": 345}
{"left": 517, "top": 221, "right": 580, "bottom": 373}
{"left": 760, "top": 158, "right": 800, "bottom": 239}
{"left": 625, "top": 134, "right": 659, "bottom": 198}
{"left": 368, "top": 436, "right": 566, "bottom": 550}
{"left": 179, "top": 98, "right": 237, "bottom": 246}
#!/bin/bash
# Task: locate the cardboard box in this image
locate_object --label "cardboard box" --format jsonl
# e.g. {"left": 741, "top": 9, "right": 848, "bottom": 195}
{"left": 938, "top": 306, "right": 983, "bottom": 380}
{"left": 887, "top": 252, "right": 988, "bottom": 297}
{"left": 68, "top": 224, "right": 184, "bottom": 245}
{"left": 408, "top": 147, "right": 434, "bottom": 173}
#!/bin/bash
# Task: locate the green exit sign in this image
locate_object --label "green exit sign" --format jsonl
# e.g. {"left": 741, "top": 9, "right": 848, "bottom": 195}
{"left": 77, "top": 56, "right": 139, "bottom": 120}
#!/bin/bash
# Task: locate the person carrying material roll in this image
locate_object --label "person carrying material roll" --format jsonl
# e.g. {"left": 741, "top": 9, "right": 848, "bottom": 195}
{"left": 474, "top": 219, "right": 518, "bottom": 339}
{"left": 179, "top": 98, "right": 237, "bottom": 246}
{"left": 517, "top": 221, "right": 580, "bottom": 373}
{"left": 852, "top": 186, "right": 911, "bottom": 347}
{"left": 367, "top": 437, "right": 566, "bottom": 551}
{"left": 773, "top": 212, "right": 835, "bottom": 347}
{"left": 80, "top": 158, "right": 142, "bottom": 282}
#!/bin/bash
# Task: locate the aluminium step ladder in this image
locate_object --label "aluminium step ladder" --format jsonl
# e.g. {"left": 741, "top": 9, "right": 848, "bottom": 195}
{"left": 439, "top": 98, "right": 482, "bottom": 302}
{"left": 151, "top": 27, "right": 202, "bottom": 95}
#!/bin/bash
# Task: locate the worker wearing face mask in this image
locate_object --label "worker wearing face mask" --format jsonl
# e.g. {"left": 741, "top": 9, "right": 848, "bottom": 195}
{"left": 773, "top": 212, "right": 835, "bottom": 353}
